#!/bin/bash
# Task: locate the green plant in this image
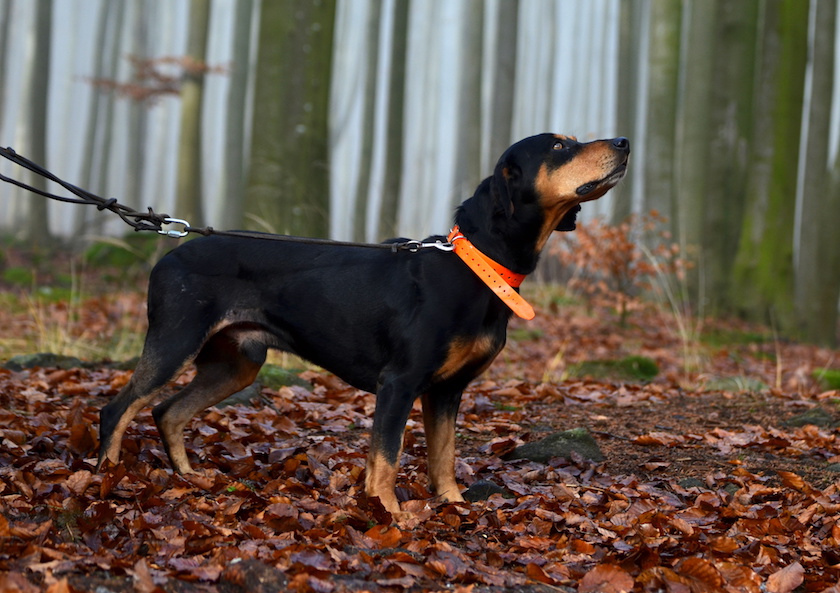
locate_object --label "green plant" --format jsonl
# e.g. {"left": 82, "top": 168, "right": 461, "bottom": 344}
{"left": 508, "top": 328, "right": 544, "bottom": 341}
{"left": 257, "top": 364, "right": 312, "bottom": 390}
{"left": 2, "top": 266, "right": 34, "bottom": 286}
{"left": 637, "top": 240, "right": 704, "bottom": 380}
{"left": 493, "top": 402, "right": 520, "bottom": 412}
{"left": 703, "top": 375, "right": 769, "bottom": 394}
{"left": 83, "top": 233, "right": 165, "bottom": 270}
{"left": 568, "top": 355, "right": 659, "bottom": 382}
{"left": 1, "top": 260, "right": 147, "bottom": 363}
{"left": 813, "top": 368, "right": 840, "bottom": 390}
{"left": 700, "top": 328, "right": 768, "bottom": 348}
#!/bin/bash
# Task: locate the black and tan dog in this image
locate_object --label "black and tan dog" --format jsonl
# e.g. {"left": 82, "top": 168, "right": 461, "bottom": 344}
{"left": 96, "top": 133, "right": 629, "bottom": 515}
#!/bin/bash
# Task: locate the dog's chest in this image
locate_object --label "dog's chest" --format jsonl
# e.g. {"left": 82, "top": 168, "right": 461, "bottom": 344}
{"left": 434, "top": 334, "right": 504, "bottom": 381}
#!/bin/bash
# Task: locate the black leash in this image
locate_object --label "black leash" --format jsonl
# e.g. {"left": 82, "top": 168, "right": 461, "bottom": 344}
{"left": 0, "top": 147, "right": 453, "bottom": 253}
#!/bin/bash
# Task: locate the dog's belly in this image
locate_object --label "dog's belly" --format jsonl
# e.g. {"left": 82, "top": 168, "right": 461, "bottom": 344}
{"left": 214, "top": 317, "right": 386, "bottom": 394}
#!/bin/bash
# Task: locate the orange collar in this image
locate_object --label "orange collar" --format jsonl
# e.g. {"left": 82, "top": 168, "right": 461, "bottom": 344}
{"left": 447, "top": 226, "right": 535, "bottom": 320}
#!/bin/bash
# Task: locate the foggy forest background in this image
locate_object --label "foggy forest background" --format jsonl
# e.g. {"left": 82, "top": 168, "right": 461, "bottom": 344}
{"left": 0, "top": 0, "right": 839, "bottom": 346}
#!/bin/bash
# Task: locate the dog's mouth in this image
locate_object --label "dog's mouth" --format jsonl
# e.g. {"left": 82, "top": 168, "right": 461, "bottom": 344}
{"left": 575, "top": 161, "right": 629, "bottom": 198}
{"left": 555, "top": 204, "right": 582, "bottom": 231}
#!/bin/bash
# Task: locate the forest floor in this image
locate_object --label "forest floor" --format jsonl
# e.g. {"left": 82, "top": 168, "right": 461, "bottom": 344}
{"left": 0, "top": 253, "right": 839, "bottom": 593}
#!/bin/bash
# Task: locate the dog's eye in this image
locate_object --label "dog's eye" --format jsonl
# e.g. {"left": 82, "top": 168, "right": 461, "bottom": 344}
{"left": 553, "top": 141, "right": 564, "bottom": 150}
{"left": 577, "top": 182, "right": 598, "bottom": 195}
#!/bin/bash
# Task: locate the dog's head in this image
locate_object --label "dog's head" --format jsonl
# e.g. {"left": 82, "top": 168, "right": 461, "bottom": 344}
{"left": 489, "top": 133, "right": 630, "bottom": 247}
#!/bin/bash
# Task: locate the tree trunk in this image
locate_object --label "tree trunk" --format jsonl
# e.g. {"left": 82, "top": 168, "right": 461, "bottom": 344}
{"left": 378, "top": 0, "right": 409, "bottom": 240}
{"left": 125, "top": 0, "right": 151, "bottom": 210}
{"left": 352, "top": 0, "right": 382, "bottom": 242}
{"left": 828, "top": 144, "right": 840, "bottom": 345}
{"left": 674, "top": 0, "right": 715, "bottom": 300}
{"left": 796, "top": 0, "right": 838, "bottom": 346}
{"left": 221, "top": 0, "right": 255, "bottom": 229}
{"left": 175, "top": 0, "right": 211, "bottom": 228}
{"left": 641, "top": 0, "right": 682, "bottom": 227}
{"left": 245, "top": 0, "right": 337, "bottom": 237}
{"left": 76, "top": 0, "right": 122, "bottom": 235}
{"left": 702, "top": 0, "right": 759, "bottom": 312}
{"left": 23, "top": 0, "right": 53, "bottom": 245}
{"left": 452, "top": 0, "right": 484, "bottom": 202}
{"left": 611, "top": 0, "right": 645, "bottom": 224}
{"left": 487, "top": 0, "right": 518, "bottom": 171}
{"left": 730, "top": 0, "right": 808, "bottom": 333}
{"left": 0, "top": 0, "right": 11, "bottom": 126}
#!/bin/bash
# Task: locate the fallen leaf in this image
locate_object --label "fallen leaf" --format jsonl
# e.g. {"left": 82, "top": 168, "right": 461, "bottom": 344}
{"left": 766, "top": 562, "right": 804, "bottom": 593}
{"left": 579, "top": 563, "right": 634, "bottom": 593}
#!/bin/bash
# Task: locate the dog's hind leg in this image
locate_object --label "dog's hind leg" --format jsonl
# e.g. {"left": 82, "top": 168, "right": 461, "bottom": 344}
{"left": 421, "top": 388, "right": 465, "bottom": 503}
{"left": 151, "top": 329, "right": 265, "bottom": 474}
{"left": 96, "top": 332, "right": 204, "bottom": 471}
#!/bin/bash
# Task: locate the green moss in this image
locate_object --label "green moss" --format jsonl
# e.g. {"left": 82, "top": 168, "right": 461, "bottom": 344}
{"left": 2, "top": 266, "right": 34, "bottom": 286}
{"left": 700, "top": 327, "right": 768, "bottom": 348}
{"left": 813, "top": 368, "right": 840, "bottom": 390}
{"left": 508, "top": 328, "right": 544, "bottom": 342}
{"left": 493, "top": 402, "right": 520, "bottom": 412}
{"left": 257, "top": 364, "right": 312, "bottom": 391}
{"left": 569, "top": 355, "right": 659, "bottom": 382}
{"left": 704, "top": 375, "right": 768, "bottom": 393}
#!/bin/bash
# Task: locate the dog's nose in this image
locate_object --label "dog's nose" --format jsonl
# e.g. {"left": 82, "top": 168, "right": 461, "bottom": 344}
{"left": 613, "top": 137, "right": 630, "bottom": 151}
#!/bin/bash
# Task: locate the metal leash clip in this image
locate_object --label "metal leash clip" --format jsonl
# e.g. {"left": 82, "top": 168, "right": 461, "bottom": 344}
{"left": 158, "top": 218, "right": 191, "bottom": 238}
{"left": 400, "top": 240, "right": 455, "bottom": 253}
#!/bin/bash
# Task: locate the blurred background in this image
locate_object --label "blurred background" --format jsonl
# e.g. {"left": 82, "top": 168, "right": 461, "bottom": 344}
{"left": 0, "top": 0, "right": 838, "bottom": 345}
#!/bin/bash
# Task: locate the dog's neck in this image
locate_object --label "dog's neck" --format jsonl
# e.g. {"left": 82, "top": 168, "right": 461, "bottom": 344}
{"left": 453, "top": 196, "right": 549, "bottom": 277}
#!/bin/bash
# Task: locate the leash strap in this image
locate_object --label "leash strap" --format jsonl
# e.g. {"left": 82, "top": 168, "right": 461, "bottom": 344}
{"left": 447, "top": 226, "right": 535, "bottom": 320}
{"left": 0, "top": 146, "right": 448, "bottom": 253}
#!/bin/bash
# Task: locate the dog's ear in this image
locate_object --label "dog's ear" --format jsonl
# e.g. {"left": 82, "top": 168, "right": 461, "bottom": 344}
{"left": 555, "top": 204, "right": 581, "bottom": 231}
{"left": 491, "top": 163, "right": 519, "bottom": 219}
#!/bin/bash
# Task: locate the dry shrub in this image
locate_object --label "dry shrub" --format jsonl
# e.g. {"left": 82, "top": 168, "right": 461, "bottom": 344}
{"left": 549, "top": 211, "right": 692, "bottom": 325}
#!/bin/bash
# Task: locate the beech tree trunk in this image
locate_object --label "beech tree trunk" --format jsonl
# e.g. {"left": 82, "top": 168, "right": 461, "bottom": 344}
{"left": 378, "top": 0, "right": 409, "bottom": 240}
{"left": 23, "top": 0, "right": 53, "bottom": 245}
{"left": 487, "top": 0, "right": 518, "bottom": 171}
{"left": 221, "top": 0, "right": 255, "bottom": 229}
{"left": 174, "top": 0, "right": 211, "bottom": 228}
{"left": 643, "top": 0, "right": 682, "bottom": 226}
{"left": 796, "top": 0, "right": 838, "bottom": 346}
{"left": 730, "top": 0, "right": 808, "bottom": 333}
{"left": 702, "top": 0, "right": 759, "bottom": 312}
{"left": 611, "top": 0, "right": 645, "bottom": 224}
{"left": 245, "top": 0, "right": 337, "bottom": 237}
{"left": 352, "top": 0, "right": 382, "bottom": 242}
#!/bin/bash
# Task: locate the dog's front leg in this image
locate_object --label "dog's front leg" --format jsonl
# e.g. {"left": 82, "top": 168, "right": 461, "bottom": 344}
{"left": 421, "top": 389, "right": 465, "bottom": 503}
{"left": 364, "top": 383, "right": 417, "bottom": 517}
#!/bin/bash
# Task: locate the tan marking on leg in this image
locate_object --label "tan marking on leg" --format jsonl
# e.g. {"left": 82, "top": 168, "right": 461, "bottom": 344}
{"left": 422, "top": 408, "right": 464, "bottom": 502}
{"left": 365, "top": 451, "right": 401, "bottom": 515}
{"left": 155, "top": 343, "right": 262, "bottom": 473}
{"left": 99, "top": 398, "right": 151, "bottom": 467}
{"left": 96, "top": 373, "right": 171, "bottom": 471}
{"left": 155, "top": 401, "right": 197, "bottom": 474}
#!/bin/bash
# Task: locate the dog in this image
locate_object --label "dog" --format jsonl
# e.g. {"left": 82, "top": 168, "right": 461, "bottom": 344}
{"left": 96, "top": 133, "right": 630, "bottom": 516}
